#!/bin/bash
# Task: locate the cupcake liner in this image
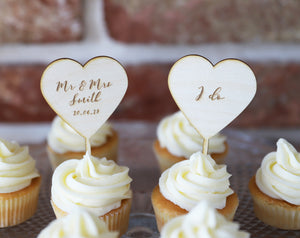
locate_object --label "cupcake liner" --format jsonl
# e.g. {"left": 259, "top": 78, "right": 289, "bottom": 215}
{"left": 101, "top": 198, "right": 132, "bottom": 237}
{"left": 152, "top": 185, "right": 238, "bottom": 231}
{"left": 249, "top": 176, "right": 300, "bottom": 230}
{"left": 218, "top": 192, "right": 239, "bottom": 221}
{"left": 151, "top": 185, "right": 187, "bottom": 231}
{"left": 252, "top": 195, "right": 300, "bottom": 229}
{"left": 52, "top": 198, "right": 132, "bottom": 237}
{"left": 152, "top": 201, "right": 183, "bottom": 232}
{"left": 0, "top": 176, "right": 41, "bottom": 227}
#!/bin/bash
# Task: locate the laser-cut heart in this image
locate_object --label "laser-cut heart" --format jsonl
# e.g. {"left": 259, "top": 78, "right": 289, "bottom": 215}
{"left": 168, "top": 55, "right": 256, "bottom": 139}
{"left": 41, "top": 56, "right": 128, "bottom": 140}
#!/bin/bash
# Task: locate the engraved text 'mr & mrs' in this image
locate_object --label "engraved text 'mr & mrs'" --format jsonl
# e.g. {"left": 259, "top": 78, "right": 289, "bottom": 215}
{"left": 55, "top": 78, "right": 112, "bottom": 107}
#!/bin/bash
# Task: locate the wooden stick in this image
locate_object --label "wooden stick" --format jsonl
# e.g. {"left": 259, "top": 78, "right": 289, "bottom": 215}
{"left": 202, "top": 138, "right": 209, "bottom": 155}
{"left": 85, "top": 137, "right": 91, "bottom": 156}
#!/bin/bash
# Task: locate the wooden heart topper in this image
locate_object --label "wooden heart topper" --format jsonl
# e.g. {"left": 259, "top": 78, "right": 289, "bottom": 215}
{"left": 169, "top": 55, "right": 256, "bottom": 140}
{"left": 41, "top": 57, "right": 128, "bottom": 140}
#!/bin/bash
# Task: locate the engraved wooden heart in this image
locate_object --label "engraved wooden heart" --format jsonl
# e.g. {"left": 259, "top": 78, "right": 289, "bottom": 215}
{"left": 168, "top": 55, "right": 256, "bottom": 139}
{"left": 41, "top": 56, "right": 128, "bottom": 139}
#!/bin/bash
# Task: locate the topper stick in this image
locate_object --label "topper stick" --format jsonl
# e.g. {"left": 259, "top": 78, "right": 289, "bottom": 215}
{"left": 194, "top": 125, "right": 209, "bottom": 155}
{"left": 202, "top": 138, "right": 209, "bottom": 155}
{"left": 85, "top": 137, "right": 91, "bottom": 156}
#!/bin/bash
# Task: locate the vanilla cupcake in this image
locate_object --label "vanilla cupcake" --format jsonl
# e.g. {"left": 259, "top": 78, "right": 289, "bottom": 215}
{"left": 154, "top": 111, "right": 228, "bottom": 172}
{"left": 161, "top": 201, "right": 249, "bottom": 238}
{"left": 47, "top": 116, "right": 118, "bottom": 169}
{"left": 249, "top": 138, "right": 300, "bottom": 230}
{"left": 38, "top": 208, "right": 118, "bottom": 238}
{"left": 51, "top": 153, "right": 132, "bottom": 236}
{"left": 151, "top": 151, "right": 238, "bottom": 231}
{"left": 0, "top": 138, "right": 41, "bottom": 227}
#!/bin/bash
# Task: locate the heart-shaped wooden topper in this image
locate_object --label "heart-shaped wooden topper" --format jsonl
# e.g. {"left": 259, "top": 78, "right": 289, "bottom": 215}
{"left": 169, "top": 55, "right": 256, "bottom": 140}
{"left": 41, "top": 56, "right": 128, "bottom": 140}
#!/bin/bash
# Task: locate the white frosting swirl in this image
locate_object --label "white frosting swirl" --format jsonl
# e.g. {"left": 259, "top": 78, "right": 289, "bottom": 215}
{"left": 48, "top": 116, "right": 113, "bottom": 153}
{"left": 159, "top": 152, "right": 233, "bottom": 210}
{"left": 37, "top": 208, "right": 118, "bottom": 238}
{"left": 0, "top": 138, "right": 40, "bottom": 193}
{"left": 51, "top": 153, "right": 132, "bottom": 216}
{"left": 256, "top": 138, "right": 300, "bottom": 205}
{"left": 161, "top": 201, "right": 249, "bottom": 238}
{"left": 157, "top": 111, "right": 226, "bottom": 158}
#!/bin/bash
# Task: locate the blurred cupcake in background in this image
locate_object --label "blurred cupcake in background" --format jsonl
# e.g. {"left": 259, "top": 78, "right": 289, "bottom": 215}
{"left": 161, "top": 201, "right": 249, "bottom": 238}
{"left": 47, "top": 116, "right": 118, "bottom": 170}
{"left": 37, "top": 208, "right": 119, "bottom": 238}
{"left": 153, "top": 111, "right": 228, "bottom": 172}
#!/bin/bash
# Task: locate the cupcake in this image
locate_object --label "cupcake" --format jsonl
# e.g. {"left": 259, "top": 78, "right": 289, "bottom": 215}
{"left": 154, "top": 111, "right": 228, "bottom": 172}
{"left": 51, "top": 153, "right": 132, "bottom": 236}
{"left": 151, "top": 151, "right": 238, "bottom": 231}
{"left": 47, "top": 116, "right": 118, "bottom": 169}
{"left": 37, "top": 208, "right": 118, "bottom": 238}
{"left": 249, "top": 138, "right": 300, "bottom": 230}
{"left": 161, "top": 201, "right": 249, "bottom": 238}
{"left": 0, "top": 138, "right": 41, "bottom": 227}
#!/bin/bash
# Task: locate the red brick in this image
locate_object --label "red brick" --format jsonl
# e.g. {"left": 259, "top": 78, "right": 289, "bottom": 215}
{"left": 233, "top": 63, "right": 300, "bottom": 128}
{"left": 0, "top": 62, "right": 299, "bottom": 128}
{"left": 114, "top": 63, "right": 300, "bottom": 128}
{"left": 0, "top": 65, "right": 55, "bottom": 121}
{"left": 112, "top": 64, "right": 178, "bottom": 121}
{"left": 0, "top": 0, "right": 83, "bottom": 43}
{"left": 104, "top": 0, "right": 300, "bottom": 44}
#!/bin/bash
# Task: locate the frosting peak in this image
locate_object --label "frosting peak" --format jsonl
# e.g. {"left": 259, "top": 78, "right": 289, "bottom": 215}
{"left": 0, "top": 139, "right": 16, "bottom": 157}
{"left": 157, "top": 111, "right": 226, "bottom": 158}
{"left": 190, "top": 152, "right": 227, "bottom": 177}
{"left": 256, "top": 138, "right": 300, "bottom": 205}
{"left": 37, "top": 208, "right": 118, "bottom": 238}
{"left": 159, "top": 152, "right": 233, "bottom": 210}
{"left": 51, "top": 153, "right": 132, "bottom": 216}
{"left": 0, "top": 138, "right": 40, "bottom": 193}
{"left": 76, "top": 154, "right": 124, "bottom": 179}
{"left": 161, "top": 201, "right": 249, "bottom": 238}
{"left": 276, "top": 138, "right": 300, "bottom": 171}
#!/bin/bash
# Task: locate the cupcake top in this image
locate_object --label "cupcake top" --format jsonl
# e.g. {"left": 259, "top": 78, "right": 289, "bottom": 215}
{"left": 256, "top": 138, "right": 300, "bottom": 205}
{"left": 161, "top": 201, "right": 249, "bottom": 238}
{"left": 159, "top": 151, "right": 233, "bottom": 211}
{"left": 157, "top": 111, "right": 226, "bottom": 158}
{"left": 51, "top": 153, "right": 132, "bottom": 216}
{"left": 0, "top": 138, "right": 40, "bottom": 193}
{"left": 48, "top": 116, "right": 113, "bottom": 154}
{"left": 37, "top": 208, "right": 118, "bottom": 238}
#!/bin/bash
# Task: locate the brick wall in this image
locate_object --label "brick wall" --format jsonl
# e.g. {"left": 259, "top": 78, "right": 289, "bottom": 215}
{"left": 0, "top": 0, "right": 299, "bottom": 127}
